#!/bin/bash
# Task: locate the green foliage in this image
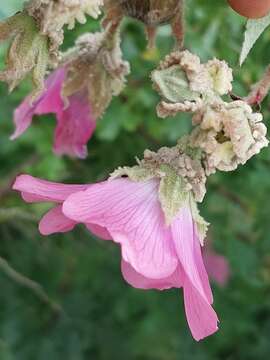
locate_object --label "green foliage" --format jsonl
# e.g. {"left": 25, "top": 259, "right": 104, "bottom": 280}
{"left": 241, "top": 13, "right": 270, "bottom": 65}
{"left": 1, "top": 1, "right": 270, "bottom": 359}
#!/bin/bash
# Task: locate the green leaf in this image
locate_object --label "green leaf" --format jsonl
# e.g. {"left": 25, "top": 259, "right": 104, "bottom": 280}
{"left": 240, "top": 14, "right": 270, "bottom": 65}
{"left": 151, "top": 65, "right": 200, "bottom": 103}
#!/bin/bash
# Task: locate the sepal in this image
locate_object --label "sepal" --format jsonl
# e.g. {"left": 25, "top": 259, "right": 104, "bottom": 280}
{"left": 158, "top": 166, "right": 189, "bottom": 225}
{"left": 188, "top": 194, "right": 209, "bottom": 245}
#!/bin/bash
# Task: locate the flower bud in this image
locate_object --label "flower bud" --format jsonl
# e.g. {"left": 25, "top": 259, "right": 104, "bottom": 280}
{"left": 118, "top": 0, "right": 181, "bottom": 26}
{"left": 190, "top": 101, "right": 268, "bottom": 174}
{"left": 104, "top": 0, "right": 184, "bottom": 47}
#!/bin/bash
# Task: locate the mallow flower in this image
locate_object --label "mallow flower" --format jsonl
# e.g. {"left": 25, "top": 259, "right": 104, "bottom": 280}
{"left": 13, "top": 144, "right": 219, "bottom": 341}
{"left": 12, "top": 26, "right": 130, "bottom": 158}
{"left": 62, "top": 176, "right": 218, "bottom": 341}
{"left": 13, "top": 173, "right": 230, "bottom": 290}
{"left": 12, "top": 67, "right": 96, "bottom": 159}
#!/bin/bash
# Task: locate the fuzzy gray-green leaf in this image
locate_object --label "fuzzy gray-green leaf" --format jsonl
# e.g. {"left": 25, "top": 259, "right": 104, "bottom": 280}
{"left": 0, "top": 11, "right": 50, "bottom": 99}
{"left": 152, "top": 65, "right": 200, "bottom": 103}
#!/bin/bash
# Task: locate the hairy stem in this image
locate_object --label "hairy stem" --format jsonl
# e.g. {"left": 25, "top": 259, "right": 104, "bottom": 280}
{"left": 245, "top": 65, "right": 270, "bottom": 105}
{"left": 171, "top": 1, "right": 185, "bottom": 49}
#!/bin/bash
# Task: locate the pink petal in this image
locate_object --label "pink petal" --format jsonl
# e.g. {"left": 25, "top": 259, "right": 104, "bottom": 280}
{"left": 86, "top": 224, "right": 112, "bottom": 240}
{"left": 194, "top": 232, "right": 214, "bottom": 304}
{"left": 171, "top": 209, "right": 218, "bottom": 340}
{"left": 171, "top": 207, "right": 210, "bottom": 302}
{"left": 183, "top": 275, "right": 219, "bottom": 341}
{"left": 63, "top": 179, "right": 178, "bottom": 279}
{"left": 12, "top": 67, "right": 96, "bottom": 159}
{"left": 13, "top": 174, "right": 89, "bottom": 203}
{"left": 203, "top": 250, "right": 230, "bottom": 287}
{"left": 53, "top": 91, "right": 96, "bottom": 159}
{"left": 121, "top": 260, "right": 183, "bottom": 290}
{"left": 11, "top": 68, "right": 66, "bottom": 139}
{"left": 39, "top": 205, "right": 76, "bottom": 235}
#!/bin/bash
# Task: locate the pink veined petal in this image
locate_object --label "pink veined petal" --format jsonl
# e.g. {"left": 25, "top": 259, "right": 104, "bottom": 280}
{"left": 193, "top": 228, "right": 214, "bottom": 304}
{"left": 13, "top": 174, "right": 90, "bottom": 203}
{"left": 63, "top": 179, "right": 155, "bottom": 221}
{"left": 53, "top": 91, "right": 96, "bottom": 159}
{"left": 171, "top": 207, "right": 210, "bottom": 302}
{"left": 63, "top": 179, "right": 178, "bottom": 279}
{"left": 39, "top": 205, "right": 76, "bottom": 235}
{"left": 203, "top": 250, "right": 230, "bottom": 287}
{"left": 86, "top": 224, "right": 112, "bottom": 240}
{"left": 171, "top": 211, "right": 218, "bottom": 340}
{"left": 121, "top": 260, "right": 183, "bottom": 290}
{"left": 183, "top": 274, "right": 219, "bottom": 341}
{"left": 11, "top": 68, "right": 66, "bottom": 140}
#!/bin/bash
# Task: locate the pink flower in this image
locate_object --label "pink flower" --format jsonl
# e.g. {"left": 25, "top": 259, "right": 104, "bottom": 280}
{"left": 203, "top": 244, "right": 230, "bottom": 287}
{"left": 62, "top": 178, "right": 219, "bottom": 341}
{"left": 12, "top": 68, "right": 96, "bottom": 159}
{"left": 12, "top": 174, "right": 110, "bottom": 239}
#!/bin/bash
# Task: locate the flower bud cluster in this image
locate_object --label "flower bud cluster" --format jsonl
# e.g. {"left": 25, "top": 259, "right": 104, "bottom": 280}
{"left": 190, "top": 100, "right": 268, "bottom": 175}
{"left": 152, "top": 50, "right": 268, "bottom": 179}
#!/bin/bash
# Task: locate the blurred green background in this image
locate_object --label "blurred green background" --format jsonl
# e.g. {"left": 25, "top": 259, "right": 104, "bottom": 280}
{"left": 1, "top": 0, "right": 270, "bottom": 358}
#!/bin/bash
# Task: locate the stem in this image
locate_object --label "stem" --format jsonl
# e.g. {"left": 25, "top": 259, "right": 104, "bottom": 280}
{"left": 145, "top": 25, "right": 157, "bottom": 49}
{"left": 0, "top": 256, "right": 63, "bottom": 315}
{"left": 102, "top": 0, "right": 124, "bottom": 29}
{"left": 245, "top": 65, "right": 270, "bottom": 105}
{"left": 171, "top": 0, "right": 185, "bottom": 49}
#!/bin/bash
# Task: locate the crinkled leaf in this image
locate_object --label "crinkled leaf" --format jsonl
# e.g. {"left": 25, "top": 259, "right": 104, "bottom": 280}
{"left": 152, "top": 65, "right": 200, "bottom": 103}
{"left": 0, "top": 12, "right": 49, "bottom": 98}
{"left": 158, "top": 167, "right": 189, "bottom": 225}
{"left": 240, "top": 13, "right": 270, "bottom": 65}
